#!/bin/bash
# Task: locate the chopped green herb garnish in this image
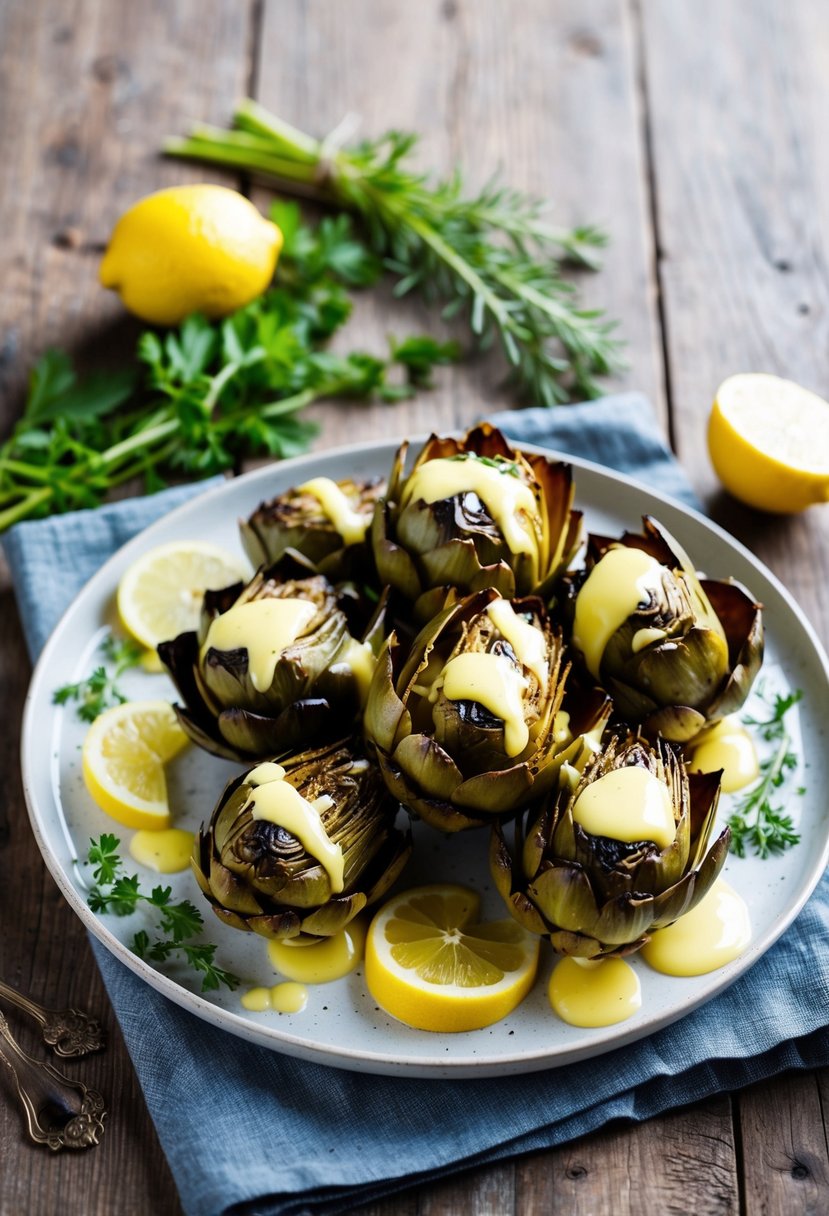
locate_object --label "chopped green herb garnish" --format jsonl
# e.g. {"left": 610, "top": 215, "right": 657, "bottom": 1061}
{"left": 86, "top": 834, "right": 240, "bottom": 992}
{"left": 727, "top": 686, "right": 803, "bottom": 858}
{"left": 53, "top": 634, "right": 144, "bottom": 721}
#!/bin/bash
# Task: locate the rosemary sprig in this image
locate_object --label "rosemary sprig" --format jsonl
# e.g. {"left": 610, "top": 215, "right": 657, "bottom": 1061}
{"left": 727, "top": 687, "right": 803, "bottom": 858}
{"left": 87, "top": 835, "right": 239, "bottom": 992}
{"left": 166, "top": 99, "right": 622, "bottom": 405}
{"left": 53, "top": 634, "right": 144, "bottom": 722}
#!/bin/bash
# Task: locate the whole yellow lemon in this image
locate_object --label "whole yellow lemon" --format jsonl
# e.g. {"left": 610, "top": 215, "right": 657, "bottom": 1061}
{"left": 99, "top": 184, "right": 283, "bottom": 326}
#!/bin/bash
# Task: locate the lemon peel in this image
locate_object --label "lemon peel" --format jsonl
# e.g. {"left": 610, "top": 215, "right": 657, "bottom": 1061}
{"left": 82, "top": 700, "right": 188, "bottom": 830}
{"left": 708, "top": 373, "right": 829, "bottom": 513}
{"left": 116, "top": 540, "right": 246, "bottom": 652}
{"left": 100, "top": 184, "right": 282, "bottom": 326}
{"left": 365, "top": 883, "right": 539, "bottom": 1032}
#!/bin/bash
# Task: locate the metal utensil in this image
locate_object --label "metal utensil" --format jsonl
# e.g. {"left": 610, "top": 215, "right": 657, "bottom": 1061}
{"left": 0, "top": 978, "right": 105, "bottom": 1058}
{"left": 0, "top": 1010, "right": 105, "bottom": 1150}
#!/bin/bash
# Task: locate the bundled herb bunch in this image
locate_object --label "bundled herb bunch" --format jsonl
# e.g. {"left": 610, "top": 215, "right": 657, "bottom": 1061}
{"left": 0, "top": 206, "right": 457, "bottom": 534}
{"left": 167, "top": 99, "right": 622, "bottom": 406}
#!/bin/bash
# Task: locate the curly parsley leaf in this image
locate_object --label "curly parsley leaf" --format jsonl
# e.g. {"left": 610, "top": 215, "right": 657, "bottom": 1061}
{"left": 86, "top": 836, "right": 240, "bottom": 992}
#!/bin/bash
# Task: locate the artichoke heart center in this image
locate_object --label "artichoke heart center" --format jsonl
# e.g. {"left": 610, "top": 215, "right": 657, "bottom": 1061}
{"left": 245, "top": 762, "right": 344, "bottom": 892}
{"left": 438, "top": 651, "right": 529, "bottom": 758}
{"left": 297, "top": 476, "right": 369, "bottom": 546}
{"left": 572, "top": 547, "right": 667, "bottom": 679}
{"left": 572, "top": 766, "right": 676, "bottom": 850}
{"left": 402, "top": 457, "right": 541, "bottom": 572}
{"left": 201, "top": 598, "right": 317, "bottom": 692}
{"left": 486, "top": 598, "right": 549, "bottom": 695}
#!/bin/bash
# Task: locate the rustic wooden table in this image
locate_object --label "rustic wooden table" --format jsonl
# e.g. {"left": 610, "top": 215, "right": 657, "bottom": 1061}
{"left": 2, "top": 1, "right": 829, "bottom": 1213}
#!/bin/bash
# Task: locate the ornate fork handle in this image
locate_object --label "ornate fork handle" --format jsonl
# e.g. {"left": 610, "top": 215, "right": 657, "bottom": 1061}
{"left": 0, "top": 1011, "right": 106, "bottom": 1150}
{"left": 0, "top": 978, "right": 105, "bottom": 1057}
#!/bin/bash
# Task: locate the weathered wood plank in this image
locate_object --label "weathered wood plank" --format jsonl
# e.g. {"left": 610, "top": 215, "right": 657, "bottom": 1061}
{"left": 641, "top": 1, "right": 829, "bottom": 1211}
{"left": 255, "top": 5, "right": 725, "bottom": 1212}
{"left": 0, "top": 1, "right": 253, "bottom": 1212}
{"left": 254, "top": 0, "right": 665, "bottom": 455}
{"left": 515, "top": 1097, "right": 738, "bottom": 1215}
{"left": 640, "top": 0, "right": 829, "bottom": 640}
{"left": 739, "top": 1073, "right": 829, "bottom": 1216}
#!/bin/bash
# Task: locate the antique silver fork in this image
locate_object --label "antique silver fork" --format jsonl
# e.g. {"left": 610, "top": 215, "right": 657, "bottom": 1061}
{"left": 0, "top": 978, "right": 105, "bottom": 1058}
{"left": 0, "top": 1010, "right": 106, "bottom": 1150}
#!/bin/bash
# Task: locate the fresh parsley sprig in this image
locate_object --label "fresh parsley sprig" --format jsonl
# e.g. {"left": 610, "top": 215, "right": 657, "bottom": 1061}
{"left": 87, "top": 834, "right": 239, "bottom": 993}
{"left": 166, "top": 99, "right": 622, "bottom": 406}
{"left": 53, "top": 634, "right": 144, "bottom": 722}
{"left": 727, "top": 687, "right": 804, "bottom": 859}
{"left": 0, "top": 205, "right": 457, "bottom": 533}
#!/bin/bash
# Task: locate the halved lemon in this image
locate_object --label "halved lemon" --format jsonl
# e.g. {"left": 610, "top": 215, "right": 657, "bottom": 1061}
{"left": 82, "top": 700, "right": 188, "bottom": 830}
{"left": 708, "top": 373, "right": 829, "bottom": 513}
{"left": 116, "top": 540, "right": 246, "bottom": 651}
{"left": 365, "top": 884, "right": 540, "bottom": 1032}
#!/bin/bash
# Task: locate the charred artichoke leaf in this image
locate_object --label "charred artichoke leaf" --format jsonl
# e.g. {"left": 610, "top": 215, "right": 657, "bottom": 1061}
{"left": 569, "top": 516, "right": 763, "bottom": 743}
{"left": 192, "top": 740, "right": 412, "bottom": 940}
{"left": 492, "top": 733, "right": 725, "bottom": 957}
{"left": 365, "top": 588, "right": 587, "bottom": 831}
{"left": 373, "top": 424, "right": 582, "bottom": 610}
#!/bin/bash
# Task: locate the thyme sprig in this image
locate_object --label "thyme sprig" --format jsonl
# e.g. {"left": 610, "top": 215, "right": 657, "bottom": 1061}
{"left": 166, "top": 99, "right": 622, "bottom": 405}
{"left": 87, "top": 835, "right": 240, "bottom": 992}
{"left": 53, "top": 634, "right": 144, "bottom": 722}
{"left": 727, "top": 687, "right": 803, "bottom": 858}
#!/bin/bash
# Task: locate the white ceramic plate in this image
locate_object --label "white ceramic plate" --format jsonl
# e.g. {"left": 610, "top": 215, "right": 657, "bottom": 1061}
{"left": 21, "top": 439, "right": 829, "bottom": 1078}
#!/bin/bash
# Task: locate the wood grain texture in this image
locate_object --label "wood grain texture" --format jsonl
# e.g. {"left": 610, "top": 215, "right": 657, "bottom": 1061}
{"left": 640, "top": 0, "right": 829, "bottom": 640}
{"left": 0, "top": 1, "right": 252, "bottom": 1212}
{"left": 514, "top": 1097, "right": 738, "bottom": 1215}
{"left": 1, "top": 0, "right": 828, "bottom": 1213}
{"left": 739, "top": 1074, "right": 829, "bottom": 1216}
{"left": 253, "top": 0, "right": 664, "bottom": 453}
{"left": 641, "top": 1, "right": 829, "bottom": 1210}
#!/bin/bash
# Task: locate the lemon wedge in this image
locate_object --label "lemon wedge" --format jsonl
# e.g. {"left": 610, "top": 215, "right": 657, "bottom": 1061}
{"left": 708, "top": 373, "right": 829, "bottom": 512}
{"left": 117, "top": 541, "right": 245, "bottom": 652}
{"left": 365, "top": 884, "right": 540, "bottom": 1032}
{"left": 82, "top": 700, "right": 188, "bottom": 830}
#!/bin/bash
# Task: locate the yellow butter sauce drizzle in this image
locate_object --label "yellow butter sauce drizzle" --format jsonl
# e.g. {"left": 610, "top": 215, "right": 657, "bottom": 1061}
{"left": 402, "top": 457, "right": 541, "bottom": 575}
{"left": 241, "top": 982, "right": 309, "bottom": 1014}
{"left": 297, "top": 477, "right": 369, "bottom": 546}
{"left": 641, "top": 879, "right": 751, "bottom": 976}
{"left": 688, "top": 717, "right": 759, "bottom": 793}
{"left": 486, "top": 597, "right": 548, "bottom": 694}
{"left": 201, "top": 598, "right": 316, "bottom": 692}
{"left": 548, "top": 956, "right": 642, "bottom": 1028}
{"left": 267, "top": 918, "right": 367, "bottom": 984}
{"left": 572, "top": 766, "right": 676, "bottom": 849}
{"left": 572, "top": 547, "right": 666, "bottom": 679}
{"left": 129, "top": 828, "right": 194, "bottom": 874}
{"left": 245, "top": 762, "right": 343, "bottom": 894}
{"left": 439, "top": 652, "right": 529, "bottom": 757}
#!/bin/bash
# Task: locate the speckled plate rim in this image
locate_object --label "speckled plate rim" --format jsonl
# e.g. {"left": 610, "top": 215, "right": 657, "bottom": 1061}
{"left": 20, "top": 436, "right": 829, "bottom": 1078}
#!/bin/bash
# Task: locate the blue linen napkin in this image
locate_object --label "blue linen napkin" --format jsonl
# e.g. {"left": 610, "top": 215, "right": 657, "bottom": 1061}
{"left": 5, "top": 393, "right": 829, "bottom": 1216}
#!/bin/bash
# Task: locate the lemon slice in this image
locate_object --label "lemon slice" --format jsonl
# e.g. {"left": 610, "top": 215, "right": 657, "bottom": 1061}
{"left": 82, "top": 700, "right": 188, "bottom": 830}
{"left": 708, "top": 373, "right": 829, "bottom": 512}
{"left": 117, "top": 541, "right": 245, "bottom": 651}
{"left": 365, "top": 884, "right": 540, "bottom": 1032}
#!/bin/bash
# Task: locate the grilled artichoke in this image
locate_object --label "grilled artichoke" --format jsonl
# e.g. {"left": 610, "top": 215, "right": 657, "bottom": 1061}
{"left": 568, "top": 516, "right": 763, "bottom": 742}
{"left": 241, "top": 476, "right": 384, "bottom": 579}
{"left": 372, "top": 424, "right": 582, "bottom": 618}
{"left": 364, "top": 588, "right": 609, "bottom": 833}
{"left": 158, "top": 561, "right": 380, "bottom": 761}
{"left": 491, "top": 733, "right": 728, "bottom": 958}
{"left": 192, "top": 740, "right": 413, "bottom": 940}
